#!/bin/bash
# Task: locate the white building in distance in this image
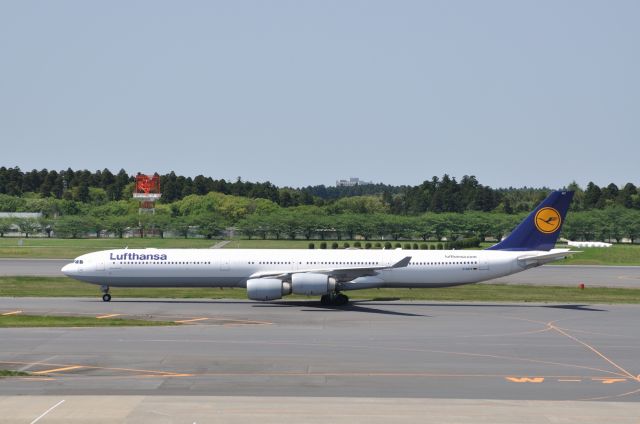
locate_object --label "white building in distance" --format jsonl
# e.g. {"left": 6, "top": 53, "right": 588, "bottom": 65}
{"left": 336, "top": 177, "right": 372, "bottom": 187}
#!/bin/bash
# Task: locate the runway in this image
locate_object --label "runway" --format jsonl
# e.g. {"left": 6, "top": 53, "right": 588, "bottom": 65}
{"left": 0, "top": 297, "right": 639, "bottom": 401}
{"left": 2, "top": 258, "right": 640, "bottom": 287}
{"left": 0, "top": 258, "right": 70, "bottom": 277}
{"left": 492, "top": 265, "right": 640, "bottom": 288}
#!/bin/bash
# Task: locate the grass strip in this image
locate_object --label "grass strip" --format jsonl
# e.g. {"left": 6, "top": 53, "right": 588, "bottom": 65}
{"left": 1, "top": 276, "right": 640, "bottom": 304}
{"left": 0, "top": 314, "right": 176, "bottom": 327}
{"left": 0, "top": 370, "right": 31, "bottom": 377}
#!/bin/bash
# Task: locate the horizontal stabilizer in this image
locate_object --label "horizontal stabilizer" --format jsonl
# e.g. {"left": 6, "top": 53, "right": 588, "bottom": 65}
{"left": 517, "top": 249, "right": 578, "bottom": 267}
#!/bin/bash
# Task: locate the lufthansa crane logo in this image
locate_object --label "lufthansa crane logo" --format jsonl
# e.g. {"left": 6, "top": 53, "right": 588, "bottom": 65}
{"left": 534, "top": 207, "right": 561, "bottom": 234}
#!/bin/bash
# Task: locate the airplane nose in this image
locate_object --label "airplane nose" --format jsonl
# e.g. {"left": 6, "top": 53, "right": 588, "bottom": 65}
{"left": 61, "top": 263, "right": 76, "bottom": 276}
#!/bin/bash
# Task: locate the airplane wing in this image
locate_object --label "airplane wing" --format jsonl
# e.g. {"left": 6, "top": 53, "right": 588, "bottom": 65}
{"left": 516, "top": 249, "right": 579, "bottom": 267}
{"left": 249, "top": 256, "right": 412, "bottom": 282}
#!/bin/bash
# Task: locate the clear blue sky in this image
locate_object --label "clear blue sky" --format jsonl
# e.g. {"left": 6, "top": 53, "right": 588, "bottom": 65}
{"left": 1, "top": 1, "right": 638, "bottom": 189}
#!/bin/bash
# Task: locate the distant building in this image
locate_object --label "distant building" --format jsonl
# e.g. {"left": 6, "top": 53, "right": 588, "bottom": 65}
{"left": 336, "top": 177, "right": 372, "bottom": 187}
{"left": 0, "top": 212, "right": 42, "bottom": 219}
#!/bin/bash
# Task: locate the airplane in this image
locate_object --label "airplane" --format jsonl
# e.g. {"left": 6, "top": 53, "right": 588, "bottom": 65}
{"left": 565, "top": 240, "right": 612, "bottom": 248}
{"left": 62, "top": 190, "right": 575, "bottom": 306}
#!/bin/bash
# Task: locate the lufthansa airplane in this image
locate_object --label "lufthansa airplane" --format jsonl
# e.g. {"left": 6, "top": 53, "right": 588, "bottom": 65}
{"left": 62, "top": 190, "right": 575, "bottom": 305}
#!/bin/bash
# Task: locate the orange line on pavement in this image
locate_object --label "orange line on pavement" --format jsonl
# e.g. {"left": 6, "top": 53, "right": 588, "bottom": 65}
{"left": 549, "top": 322, "right": 640, "bottom": 382}
{"left": 33, "top": 365, "right": 84, "bottom": 375}
{"left": 175, "top": 317, "right": 208, "bottom": 323}
{"left": 96, "top": 314, "right": 121, "bottom": 319}
{"left": 2, "top": 310, "right": 22, "bottom": 316}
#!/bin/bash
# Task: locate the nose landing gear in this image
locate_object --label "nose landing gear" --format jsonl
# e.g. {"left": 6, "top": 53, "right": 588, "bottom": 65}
{"left": 101, "top": 285, "right": 111, "bottom": 302}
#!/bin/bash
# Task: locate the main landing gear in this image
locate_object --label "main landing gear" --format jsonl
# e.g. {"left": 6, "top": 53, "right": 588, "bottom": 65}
{"left": 101, "top": 285, "right": 111, "bottom": 302}
{"left": 320, "top": 292, "right": 349, "bottom": 307}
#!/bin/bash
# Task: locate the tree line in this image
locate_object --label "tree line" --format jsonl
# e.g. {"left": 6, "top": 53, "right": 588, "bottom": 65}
{"left": 1, "top": 190, "right": 639, "bottom": 243}
{"left": 1, "top": 166, "right": 639, "bottom": 214}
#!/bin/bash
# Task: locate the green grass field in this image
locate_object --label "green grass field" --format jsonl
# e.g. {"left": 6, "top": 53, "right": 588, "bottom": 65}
{"left": 0, "top": 237, "right": 217, "bottom": 258}
{"left": 0, "top": 370, "right": 30, "bottom": 377}
{"left": 554, "top": 244, "right": 640, "bottom": 266}
{"left": 0, "top": 237, "right": 638, "bottom": 265}
{"left": 0, "top": 314, "right": 176, "bottom": 327}
{"left": 1, "top": 276, "right": 639, "bottom": 304}
{"left": 0, "top": 276, "right": 241, "bottom": 298}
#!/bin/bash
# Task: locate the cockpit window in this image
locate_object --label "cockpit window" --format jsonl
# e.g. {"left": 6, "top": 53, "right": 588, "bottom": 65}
{"left": 74, "top": 260, "right": 84, "bottom": 264}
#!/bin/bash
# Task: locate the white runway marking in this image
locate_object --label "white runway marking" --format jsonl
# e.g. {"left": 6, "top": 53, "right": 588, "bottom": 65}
{"left": 30, "top": 399, "right": 65, "bottom": 424}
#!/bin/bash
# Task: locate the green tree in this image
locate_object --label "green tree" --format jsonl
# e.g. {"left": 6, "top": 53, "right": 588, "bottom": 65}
{"left": 334, "top": 214, "right": 364, "bottom": 240}
{"left": 414, "top": 216, "right": 434, "bottom": 241}
{"left": 171, "top": 216, "right": 194, "bottom": 238}
{"left": 0, "top": 218, "right": 14, "bottom": 237}
{"left": 105, "top": 215, "right": 136, "bottom": 238}
{"left": 54, "top": 216, "right": 91, "bottom": 238}
{"left": 620, "top": 209, "right": 640, "bottom": 243}
{"left": 38, "top": 217, "right": 53, "bottom": 238}
{"left": 148, "top": 213, "right": 172, "bottom": 238}
{"left": 15, "top": 218, "right": 40, "bottom": 238}
{"left": 75, "top": 181, "right": 90, "bottom": 202}
{"left": 327, "top": 196, "right": 389, "bottom": 215}
{"left": 194, "top": 213, "right": 226, "bottom": 239}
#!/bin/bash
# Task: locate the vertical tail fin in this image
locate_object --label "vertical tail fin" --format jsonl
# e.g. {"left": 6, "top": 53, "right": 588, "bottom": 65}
{"left": 487, "top": 191, "right": 574, "bottom": 251}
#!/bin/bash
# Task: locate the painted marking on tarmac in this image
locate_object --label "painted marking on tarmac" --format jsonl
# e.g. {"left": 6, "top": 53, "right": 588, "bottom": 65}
{"left": 30, "top": 399, "right": 65, "bottom": 424}
{"left": 548, "top": 321, "right": 640, "bottom": 382}
{"left": 0, "top": 360, "right": 192, "bottom": 378}
{"left": 506, "top": 377, "right": 544, "bottom": 383}
{"left": 175, "top": 317, "right": 209, "bottom": 324}
{"left": 96, "top": 313, "right": 121, "bottom": 319}
{"left": 580, "top": 386, "right": 640, "bottom": 401}
{"left": 33, "top": 365, "right": 84, "bottom": 375}
{"left": 507, "top": 377, "right": 632, "bottom": 385}
{"left": 2, "top": 310, "right": 22, "bottom": 316}
{"left": 593, "top": 378, "right": 628, "bottom": 384}
{"left": 19, "top": 356, "right": 59, "bottom": 372}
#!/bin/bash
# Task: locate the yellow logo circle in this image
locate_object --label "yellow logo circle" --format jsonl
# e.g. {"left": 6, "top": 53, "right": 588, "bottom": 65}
{"left": 534, "top": 207, "right": 561, "bottom": 234}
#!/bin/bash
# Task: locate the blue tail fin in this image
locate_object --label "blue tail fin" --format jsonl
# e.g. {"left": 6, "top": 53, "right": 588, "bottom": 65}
{"left": 487, "top": 190, "right": 574, "bottom": 251}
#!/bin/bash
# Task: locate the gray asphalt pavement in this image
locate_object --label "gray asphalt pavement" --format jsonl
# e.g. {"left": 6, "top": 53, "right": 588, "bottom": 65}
{"left": 0, "top": 258, "right": 71, "bottom": 277}
{"left": 1, "top": 396, "right": 638, "bottom": 424}
{"left": 491, "top": 265, "right": 640, "bottom": 288}
{"left": 0, "top": 297, "right": 638, "bottom": 403}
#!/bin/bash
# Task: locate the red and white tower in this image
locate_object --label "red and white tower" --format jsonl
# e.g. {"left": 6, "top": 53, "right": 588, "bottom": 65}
{"left": 133, "top": 173, "right": 161, "bottom": 214}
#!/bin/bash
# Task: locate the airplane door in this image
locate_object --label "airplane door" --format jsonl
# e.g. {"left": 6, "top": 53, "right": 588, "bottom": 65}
{"left": 220, "top": 259, "right": 230, "bottom": 271}
{"left": 479, "top": 259, "right": 489, "bottom": 270}
{"left": 96, "top": 261, "right": 105, "bottom": 271}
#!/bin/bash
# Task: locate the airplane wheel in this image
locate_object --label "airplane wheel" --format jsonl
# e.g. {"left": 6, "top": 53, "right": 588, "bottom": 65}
{"left": 320, "top": 294, "right": 332, "bottom": 306}
{"left": 334, "top": 293, "right": 349, "bottom": 306}
{"left": 102, "top": 293, "right": 112, "bottom": 302}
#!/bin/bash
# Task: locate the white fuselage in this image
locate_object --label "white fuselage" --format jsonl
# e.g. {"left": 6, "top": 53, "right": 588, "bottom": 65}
{"left": 62, "top": 248, "right": 538, "bottom": 291}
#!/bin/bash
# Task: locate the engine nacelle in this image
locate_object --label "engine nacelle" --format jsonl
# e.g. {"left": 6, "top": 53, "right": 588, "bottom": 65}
{"left": 291, "top": 273, "right": 336, "bottom": 296}
{"left": 246, "top": 278, "right": 290, "bottom": 301}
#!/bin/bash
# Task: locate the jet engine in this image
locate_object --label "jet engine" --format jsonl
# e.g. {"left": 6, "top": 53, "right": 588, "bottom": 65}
{"left": 291, "top": 273, "right": 336, "bottom": 296}
{"left": 246, "top": 278, "right": 291, "bottom": 301}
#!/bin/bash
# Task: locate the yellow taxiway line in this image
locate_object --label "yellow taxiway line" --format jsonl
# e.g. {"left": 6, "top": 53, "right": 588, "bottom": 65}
{"left": 32, "top": 365, "right": 84, "bottom": 375}
{"left": 175, "top": 317, "right": 209, "bottom": 324}
{"left": 96, "top": 314, "right": 121, "bottom": 319}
